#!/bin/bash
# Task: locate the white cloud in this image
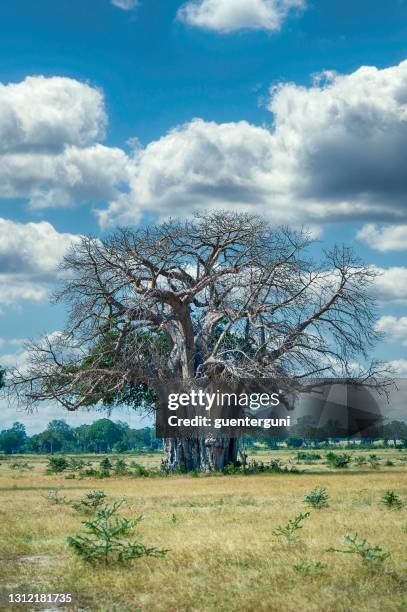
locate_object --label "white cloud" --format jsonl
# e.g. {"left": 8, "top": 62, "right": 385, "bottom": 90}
{"left": 0, "top": 218, "right": 81, "bottom": 306}
{"left": 357, "top": 224, "right": 407, "bottom": 251}
{"left": 0, "top": 76, "right": 131, "bottom": 213}
{"left": 97, "top": 119, "right": 276, "bottom": 227}
{"left": 177, "top": 0, "right": 305, "bottom": 33}
{"left": 266, "top": 60, "right": 407, "bottom": 222}
{"left": 4, "top": 61, "right": 407, "bottom": 229}
{"left": 0, "top": 144, "right": 130, "bottom": 210}
{"left": 387, "top": 359, "right": 407, "bottom": 375}
{"left": 0, "top": 75, "right": 106, "bottom": 150}
{"left": 372, "top": 267, "right": 407, "bottom": 304}
{"left": 111, "top": 0, "right": 139, "bottom": 9}
{"left": 100, "top": 59, "right": 407, "bottom": 228}
{"left": 376, "top": 316, "right": 407, "bottom": 346}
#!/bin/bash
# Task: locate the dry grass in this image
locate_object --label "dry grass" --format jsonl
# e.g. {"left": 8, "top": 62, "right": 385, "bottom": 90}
{"left": 0, "top": 449, "right": 406, "bottom": 611}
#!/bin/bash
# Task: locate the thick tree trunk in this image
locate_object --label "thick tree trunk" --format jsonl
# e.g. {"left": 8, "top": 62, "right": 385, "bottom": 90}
{"left": 163, "top": 436, "right": 239, "bottom": 472}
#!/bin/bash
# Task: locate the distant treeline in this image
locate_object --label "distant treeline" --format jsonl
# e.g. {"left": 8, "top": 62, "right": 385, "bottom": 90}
{"left": 0, "top": 419, "right": 161, "bottom": 454}
{"left": 0, "top": 417, "right": 406, "bottom": 455}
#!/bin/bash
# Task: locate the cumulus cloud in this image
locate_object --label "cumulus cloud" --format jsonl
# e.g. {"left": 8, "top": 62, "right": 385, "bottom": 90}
{"left": 0, "top": 75, "right": 106, "bottom": 150}
{"left": 97, "top": 119, "right": 276, "bottom": 227}
{"left": 4, "top": 61, "right": 407, "bottom": 229}
{"left": 376, "top": 316, "right": 407, "bottom": 346}
{"left": 372, "top": 267, "right": 407, "bottom": 304}
{"left": 111, "top": 0, "right": 139, "bottom": 10}
{"left": 386, "top": 359, "right": 407, "bottom": 375}
{"left": 0, "top": 218, "right": 81, "bottom": 306}
{"left": 177, "top": 0, "right": 305, "bottom": 33}
{"left": 266, "top": 60, "right": 407, "bottom": 222}
{"left": 357, "top": 224, "right": 407, "bottom": 251}
{"left": 0, "top": 75, "right": 131, "bottom": 213}
{"left": 99, "top": 59, "right": 407, "bottom": 228}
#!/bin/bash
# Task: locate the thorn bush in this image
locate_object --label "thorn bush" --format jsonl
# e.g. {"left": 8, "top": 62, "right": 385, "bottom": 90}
{"left": 328, "top": 533, "right": 391, "bottom": 566}
{"left": 67, "top": 500, "right": 169, "bottom": 565}
{"left": 380, "top": 490, "right": 403, "bottom": 510}
{"left": 71, "top": 490, "right": 108, "bottom": 514}
{"left": 303, "top": 487, "right": 329, "bottom": 509}
{"left": 272, "top": 512, "right": 311, "bottom": 545}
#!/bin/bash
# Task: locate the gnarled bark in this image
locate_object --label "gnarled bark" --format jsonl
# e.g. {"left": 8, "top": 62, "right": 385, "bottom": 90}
{"left": 163, "top": 436, "right": 239, "bottom": 472}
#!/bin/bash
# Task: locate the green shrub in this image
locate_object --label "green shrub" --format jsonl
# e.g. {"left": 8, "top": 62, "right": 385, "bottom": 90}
{"left": 113, "top": 459, "right": 128, "bottom": 476}
{"left": 71, "top": 490, "right": 107, "bottom": 514}
{"left": 99, "top": 457, "right": 112, "bottom": 470}
{"left": 222, "top": 462, "right": 240, "bottom": 475}
{"left": 326, "top": 452, "right": 351, "bottom": 469}
{"left": 42, "top": 487, "right": 68, "bottom": 505}
{"left": 67, "top": 500, "right": 169, "bottom": 565}
{"left": 272, "top": 512, "right": 311, "bottom": 545}
{"left": 296, "top": 452, "right": 322, "bottom": 462}
{"left": 303, "top": 487, "right": 329, "bottom": 509}
{"left": 130, "top": 461, "right": 150, "bottom": 477}
{"left": 380, "top": 490, "right": 403, "bottom": 510}
{"left": 328, "top": 533, "right": 390, "bottom": 566}
{"left": 367, "top": 454, "right": 380, "bottom": 469}
{"left": 79, "top": 467, "right": 98, "bottom": 478}
{"left": 46, "top": 456, "right": 69, "bottom": 473}
{"left": 68, "top": 457, "right": 86, "bottom": 471}
{"left": 354, "top": 455, "right": 367, "bottom": 466}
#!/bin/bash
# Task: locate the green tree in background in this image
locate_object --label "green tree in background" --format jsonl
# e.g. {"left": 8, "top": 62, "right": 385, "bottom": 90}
{"left": 0, "top": 422, "right": 27, "bottom": 454}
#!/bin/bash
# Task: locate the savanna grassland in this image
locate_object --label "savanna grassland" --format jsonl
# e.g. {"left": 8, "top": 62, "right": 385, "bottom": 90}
{"left": 0, "top": 448, "right": 406, "bottom": 612}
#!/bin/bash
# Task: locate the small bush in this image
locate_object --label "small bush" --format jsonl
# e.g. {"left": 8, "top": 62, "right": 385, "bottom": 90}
{"left": 71, "top": 490, "right": 107, "bottom": 514}
{"left": 46, "top": 456, "right": 69, "bottom": 473}
{"left": 79, "top": 467, "right": 98, "bottom": 478}
{"left": 367, "top": 454, "right": 380, "bottom": 469}
{"left": 304, "top": 487, "right": 329, "bottom": 509}
{"left": 67, "top": 500, "right": 169, "bottom": 565}
{"left": 328, "top": 533, "right": 391, "bottom": 566}
{"left": 354, "top": 456, "right": 367, "bottom": 466}
{"left": 130, "top": 461, "right": 151, "bottom": 477}
{"left": 222, "top": 462, "right": 240, "bottom": 475}
{"left": 380, "top": 490, "right": 403, "bottom": 510}
{"left": 43, "top": 487, "right": 68, "bottom": 505}
{"left": 98, "top": 457, "right": 112, "bottom": 478}
{"left": 99, "top": 457, "right": 112, "bottom": 470}
{"left": 296, "top": 452, "right": 322, "bottom": 462}
{"left": 113, "top": 459, "right": 128, "bottom": 476}
{"left": 385, "top": 459, "right": 395, "bottom": 466}
{"left": 326, "top": 452, "right": 351, "bottom": 469}
{"left": 68, "top": 457, "right": 86, "bottom": 471}
{"left": 272, "top": 512, "right": 311, "bottom": 545}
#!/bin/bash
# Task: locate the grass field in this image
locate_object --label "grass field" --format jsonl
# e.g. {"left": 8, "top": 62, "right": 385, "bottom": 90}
{"left": 0, "top": 448, "right": 406, "bottom": 611}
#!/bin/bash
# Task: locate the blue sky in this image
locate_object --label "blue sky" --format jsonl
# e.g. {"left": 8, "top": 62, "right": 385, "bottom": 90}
{"left": 1, "top": 0, "right": 407, "bottom": 432}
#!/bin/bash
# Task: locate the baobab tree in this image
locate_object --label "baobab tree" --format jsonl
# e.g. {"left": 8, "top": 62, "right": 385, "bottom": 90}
{"left": 8, "top": 212, "right": 388, "bottom": 471}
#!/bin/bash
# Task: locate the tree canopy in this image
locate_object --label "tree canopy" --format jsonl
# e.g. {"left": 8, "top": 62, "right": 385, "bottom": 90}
{"left": 6, "top": 211, "right": 392, "bottom": 470}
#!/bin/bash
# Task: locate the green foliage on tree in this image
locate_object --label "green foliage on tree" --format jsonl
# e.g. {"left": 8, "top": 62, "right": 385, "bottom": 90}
{"left": 0, "top": 422, "right": 27, "bottom": 454}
